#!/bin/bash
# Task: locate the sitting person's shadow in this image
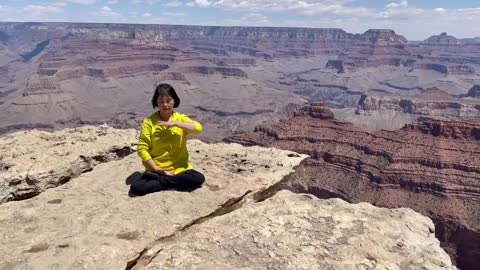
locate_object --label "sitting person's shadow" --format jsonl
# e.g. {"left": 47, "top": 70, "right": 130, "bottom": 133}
{"left": 125, "top": 171, "right": 203, "bottom": 197}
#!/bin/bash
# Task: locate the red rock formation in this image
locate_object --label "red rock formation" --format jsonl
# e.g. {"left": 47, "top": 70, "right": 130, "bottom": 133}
{"left": 404, "top": 117, "right": 480, "bottom": 140}
{"left": 423, "top": 32, "right": 461, "bottom": 46}
{"left": 339, "top": 29, "right": 412, "bottom": 70}
{"left": 295, "top": 102, "right": 334, "bottom": 119}
{"left": 225, "top": 103, "right": 480, "bottom": 270}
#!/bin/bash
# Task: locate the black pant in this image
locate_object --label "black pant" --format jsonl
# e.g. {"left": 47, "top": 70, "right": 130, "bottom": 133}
{"left": 130, "top": 169, "right": 205, "bottom": 196}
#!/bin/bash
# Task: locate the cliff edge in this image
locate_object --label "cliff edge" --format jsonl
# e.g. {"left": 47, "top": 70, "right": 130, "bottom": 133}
{"left": 0, "top": 126, "right": 453, "bottom": 269}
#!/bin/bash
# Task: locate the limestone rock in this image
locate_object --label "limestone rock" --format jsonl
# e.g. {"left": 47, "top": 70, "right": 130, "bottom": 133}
{"left": 0, "top": 132, "right": 307, "bottom": 270}
{"left": 142, "top": 190, "right": 454, "bottom": 270}
{"left": 0, "top": 125, "right": 138, "bottom": 203}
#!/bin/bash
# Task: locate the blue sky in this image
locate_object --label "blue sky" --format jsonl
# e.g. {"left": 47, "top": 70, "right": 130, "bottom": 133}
{"left": 0, "top": 0, "right": 479, "bottom": 40}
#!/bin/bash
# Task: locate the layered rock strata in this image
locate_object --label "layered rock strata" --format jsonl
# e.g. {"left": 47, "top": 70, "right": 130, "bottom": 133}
{"left": 1, "top": 22, "right": 480, "bottom": 139}
{"left": 225, "top": 102, "right": 480, "bottom": 270}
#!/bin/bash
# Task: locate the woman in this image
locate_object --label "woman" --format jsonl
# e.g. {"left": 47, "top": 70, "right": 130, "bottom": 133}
{"left": 130, "top": 83, "right": 205, "bottom": 196}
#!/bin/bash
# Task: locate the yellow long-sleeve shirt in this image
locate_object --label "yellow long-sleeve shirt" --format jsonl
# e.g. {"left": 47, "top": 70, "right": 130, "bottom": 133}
{"left": 137, "top": 111, "right": 202, "bottom": 174}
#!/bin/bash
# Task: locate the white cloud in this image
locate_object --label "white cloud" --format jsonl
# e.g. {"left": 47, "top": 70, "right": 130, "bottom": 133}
{"left": 385, "top": 0, "right": 408, "bottom": 9}
{"left": 163, "top": 1, "right": 184, "bottom": 7}
{"left": 89, "top": 5, "right": 123, "bottom": 20}
{"left": 380, "top": 0, "right": 424, "bottom": 20}
{"left": 52, "top": 2, "right": 67, "bottom": 7}
{"left": 433, "top": 8, "right": 446, "bottom": 13}
{"left": 64, "top": 0, "right": 97, "bottom": 4}
{"left": 456, "top": 7, "right": 480, "bottom": 12}
{"left": 108, "top": 0, "right": 119, "bottom": 4}
{"left": 222, "top": 12, "right": 271, "bottom": 26}
{"left": 195, "top": 0, "right": 211, "bottom": 7}
{"left": 142, "top": 12, "right": 151, "bottom": 17}
{"left": 139, "top": 16, "right": 177, "bottom": 24}
{"left": 187, "top": 0, "right": 374, "bottom": 17}
{"left": 0, "top": 4, "right": 66, "bottom": 22}
{"left": 23, "top": 5, "right": 63, "bottom": 14}
{"left": 51, "top": 0, "right": 96, "bottom": 6}
{"left": 161, "top": 11, "right": 187, "bottom": 16}
{"left": 130, "top": 0, "right": 166, "bottom": 4}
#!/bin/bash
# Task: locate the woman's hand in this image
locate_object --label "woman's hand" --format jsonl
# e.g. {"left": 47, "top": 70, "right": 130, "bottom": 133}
{"left": 153, "top": 167, "right": 175, "bottom": 176}
{"left": 159, "top": 121, "right": 197, "bottom": 132}
{"left": 157, "top": 121, "right": 176, "bottom": 127}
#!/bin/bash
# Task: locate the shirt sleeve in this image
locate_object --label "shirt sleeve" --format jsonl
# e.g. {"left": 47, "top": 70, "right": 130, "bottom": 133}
{"left": 137, "top": 118, "right": 153, "bottom": 162}
{"left": 179, "top": 114, "right": 203, "bottom": 135}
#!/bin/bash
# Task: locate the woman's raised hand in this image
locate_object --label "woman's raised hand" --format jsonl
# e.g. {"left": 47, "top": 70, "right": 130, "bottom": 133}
{"left": 157, "top": 121, "right": 176, "bottom": 127}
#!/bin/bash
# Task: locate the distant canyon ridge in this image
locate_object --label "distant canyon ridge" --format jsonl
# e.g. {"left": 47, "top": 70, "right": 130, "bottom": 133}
{"left": 0, "top": 22, "right": 480, "bottom": 139}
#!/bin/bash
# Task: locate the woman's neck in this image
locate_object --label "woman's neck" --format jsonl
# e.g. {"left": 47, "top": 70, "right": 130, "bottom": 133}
{"left": 158, "top": 110, "right": 173, "bottom": 121}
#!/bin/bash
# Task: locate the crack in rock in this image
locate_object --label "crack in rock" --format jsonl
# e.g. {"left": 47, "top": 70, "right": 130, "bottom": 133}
{"left": 125, "top": 159, "right": 307, "bottom": 270}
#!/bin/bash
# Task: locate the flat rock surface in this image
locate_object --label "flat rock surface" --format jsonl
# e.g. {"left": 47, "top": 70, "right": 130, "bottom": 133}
{"left": 143, "top": 190, "right": 454, "bottom": 270}
{"left": 0, "top": 125, "right": 138, "bottom": 203}
{"left": 0, "top": 136, "right": 307, "bottom": 270}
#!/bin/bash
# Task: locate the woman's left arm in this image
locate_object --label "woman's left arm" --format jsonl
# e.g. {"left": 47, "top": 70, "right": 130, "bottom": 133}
{"left": 173, "top": 122, "right": 197, "bottom": 132}
{"left": 157, "top": 114, "right": 203, "bottom": 134}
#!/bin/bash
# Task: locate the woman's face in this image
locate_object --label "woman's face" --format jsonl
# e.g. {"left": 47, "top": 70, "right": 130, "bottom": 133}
{"left": 157, "top": 94, "right": 175, "bottom": 112}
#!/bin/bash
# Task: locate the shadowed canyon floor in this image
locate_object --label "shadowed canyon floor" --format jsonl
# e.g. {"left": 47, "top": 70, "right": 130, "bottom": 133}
{"left": 0, "top": 126, "right": 454, "bottom": 269}
{"left": 226, "top": 102, "right": 480, "bottom": 270}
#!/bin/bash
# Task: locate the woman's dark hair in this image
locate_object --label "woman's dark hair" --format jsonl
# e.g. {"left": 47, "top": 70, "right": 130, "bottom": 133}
{"left": 151, "top": 83, "right": 180, "bottom": 108}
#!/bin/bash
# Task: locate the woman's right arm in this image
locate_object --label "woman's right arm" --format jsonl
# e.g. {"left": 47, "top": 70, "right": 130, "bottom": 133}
{"left": 137, "top": 118, "right": 174, "bottom": 175}
{"left": 137, "top": 118, "right": 155, "bottom": 169}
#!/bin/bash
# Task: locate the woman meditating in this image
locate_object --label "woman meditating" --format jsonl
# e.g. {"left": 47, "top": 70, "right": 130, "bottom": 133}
{"left": 130, "top": 83, "right": 205, "bottom": 196}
